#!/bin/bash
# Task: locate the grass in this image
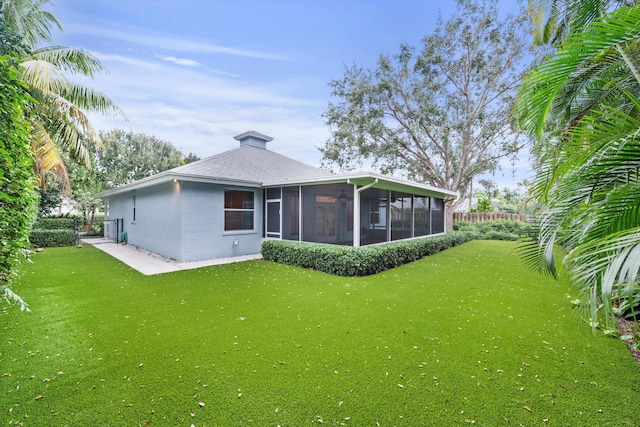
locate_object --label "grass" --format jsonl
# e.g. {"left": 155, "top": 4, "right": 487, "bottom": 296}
{"left": 2, "top": 240, "right": 640, "bottom": 426}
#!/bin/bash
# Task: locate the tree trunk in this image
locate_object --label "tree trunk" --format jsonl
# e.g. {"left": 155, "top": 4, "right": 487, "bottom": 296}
{"left": 445, "top": 199, "right": 454, "bottom": 231}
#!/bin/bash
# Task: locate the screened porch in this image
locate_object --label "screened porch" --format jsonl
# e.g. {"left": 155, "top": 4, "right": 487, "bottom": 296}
{"left": 263, "top": 175, "right": 451, "bottom": 247}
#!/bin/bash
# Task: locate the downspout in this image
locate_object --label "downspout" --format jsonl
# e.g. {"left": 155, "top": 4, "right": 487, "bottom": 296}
{"left": 350, "top": 178, "right": 379, "bottom": 247}
{"left": 298, "top": 185, "right": 302, "bottom": 241}
{"left": 387, "top": 190, "right": 392, "bottom": 242}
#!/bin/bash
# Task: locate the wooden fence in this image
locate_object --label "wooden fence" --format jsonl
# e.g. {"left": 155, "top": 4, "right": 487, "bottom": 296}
{"left": 453, "top": 212, "right": 526, "bottom": 223}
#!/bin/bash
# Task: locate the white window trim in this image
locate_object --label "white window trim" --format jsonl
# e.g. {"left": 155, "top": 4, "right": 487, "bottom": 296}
{"left": 224, "top": 189, "right": 256, "bottom": 232}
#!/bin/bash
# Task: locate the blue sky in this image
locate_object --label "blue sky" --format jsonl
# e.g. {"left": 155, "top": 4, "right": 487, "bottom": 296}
{"left": 50, "top": 0, "right": 530, "bottom": 189}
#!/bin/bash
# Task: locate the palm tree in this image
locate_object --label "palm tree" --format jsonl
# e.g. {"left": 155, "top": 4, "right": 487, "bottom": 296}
{"left": 527, "top": 0, "right": 633, "bottom": 45}
{"left": 1, "top": 0, "right": 124, "bottom": 191}
{"left": 516, "top": 2, "right": 640, "bottom": 330}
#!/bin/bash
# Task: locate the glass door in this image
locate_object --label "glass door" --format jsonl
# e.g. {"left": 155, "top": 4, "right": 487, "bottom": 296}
{"left": 316, "top": 204, "right": 336, "bottom": 242}
{"left": 266, "top": 200, "right": 281, "bottom": 238}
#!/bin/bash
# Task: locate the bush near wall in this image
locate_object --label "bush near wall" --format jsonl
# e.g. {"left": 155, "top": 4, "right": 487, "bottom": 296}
{"left": 262, "top": 232, "right": 472, "bottom": 277}
{"left": 30, "top": 217, "right": 77, "bottom": 247}
{"left": 32, "top": 217, "right": 76, "bottom": 230}
{"left": 29, "top": 229, "right": 75, "bottom": 248}
{"left": 453, "top": 219, "right": 533, "bottom": 240}
{"left": 29, "top": 216, "right": 106, "bottom": 247}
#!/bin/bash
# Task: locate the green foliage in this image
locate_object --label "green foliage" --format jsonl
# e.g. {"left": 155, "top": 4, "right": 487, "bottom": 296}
{"left": 29, "top": 216, "right": 104, "bottom": 245}
{"left": 262, "top": 232, "right": 471, "bottom": 276}
{"left": 181, "top": 151, "right": 201, "bottom": 165}
{"left": 454, "top": 219, "right": 533, "bottom": 240}
{"left": 471, "top": 197, "right": 493, "bottom": 213}
{"left": 32, "top": 217, "right": 75, "bottom": 230}
{"left": 37, "top": 189, "right": 62, "bottom": 215}
{"left": 69, "top": 161, "right": 104, "bottom": 225}
{"left": 320, "top": 0, "right": 532, "bottom": 201}
{"left": 0, "top": 52, "right": 38, "bottom": 311}
{"left": 4, "top": 242, "right": 640, "bottom": 425}
{"left": 28, "top": 229, "right": 75, "bottom": 247}
{"left": 2, "top": 0, "right": 124, "bottom": 191}
{"left": 95, "top": 129, "right": 185, "bottom": 188}
{"left": 515, "top": 4, "right": 640, "bottom": 330}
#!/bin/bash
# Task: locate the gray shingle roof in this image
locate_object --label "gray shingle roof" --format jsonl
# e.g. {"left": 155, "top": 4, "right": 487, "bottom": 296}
{"left": 95, "top": 135, "right": 457, "bottom": 200}
{"left": 171, "top": 145, "right": 332, "bottom": 183}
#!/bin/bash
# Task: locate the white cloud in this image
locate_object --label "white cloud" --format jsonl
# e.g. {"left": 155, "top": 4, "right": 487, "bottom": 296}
{"left": 92, "top": 53, "right": 162, "bottom": 70}
{"left": 71, "top": 46, "right": 329, "bottom": 166}
{"left": 53, "top": 7, "right": 334, "bottom": 169}
{"left": 64, "top": 21, "right": 289, "bottom": 61}
{"left": 155, "top": 55, "right": 201, "bottom": 67}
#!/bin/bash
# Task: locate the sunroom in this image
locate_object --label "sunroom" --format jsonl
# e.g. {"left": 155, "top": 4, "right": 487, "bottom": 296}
{"left": 263, "top": 173, "right": 457, "bottom": 247}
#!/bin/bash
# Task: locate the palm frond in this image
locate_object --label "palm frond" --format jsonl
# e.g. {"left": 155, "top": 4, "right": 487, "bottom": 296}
{"left": 516, "top": 5, "right": 640, "bottom": 138}
{"left": 30, "top": 46, "right": 105, "bottom": 78}
{"left": 60, "top": 84, "right": 126, "bottom": 118}
{"left": 529, "top": 0, "right": 606, "bottom": 45}
{"left": 19, "top": 59, "right": 69, "bottom": 93}
{"left": 30, "top": 119, "right": 70, "bottom": 192}
{"left": 39, "top": 96, "right": 94, "bottom": 167}
{"left": 1, "top": 0, "right": 61, "bottom": 48}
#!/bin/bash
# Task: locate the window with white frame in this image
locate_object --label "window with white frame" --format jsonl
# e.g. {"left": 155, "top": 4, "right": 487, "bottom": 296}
{"left": 224, "top": 190, "right": 255, "bottom": 231}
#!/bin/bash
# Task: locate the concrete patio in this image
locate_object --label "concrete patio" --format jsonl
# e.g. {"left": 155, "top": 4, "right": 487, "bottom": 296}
{"left": 81, "top": 238, "right": 262, "bottom": 275}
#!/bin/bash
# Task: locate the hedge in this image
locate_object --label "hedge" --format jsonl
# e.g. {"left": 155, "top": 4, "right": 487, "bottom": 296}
{"left": 262, "top": 231, "right": 473, "bottom": 277}
{"left": 0, "top": 53, "right": 38, "bottom": 308}
{"left": 29, "top": 229, "right": 75, "bottom": 248}
{"left": 32, "top": 217, "right": 76, "bottom": 230}
{"left": 453, "top": 219, "right": 534, "bottom": 240}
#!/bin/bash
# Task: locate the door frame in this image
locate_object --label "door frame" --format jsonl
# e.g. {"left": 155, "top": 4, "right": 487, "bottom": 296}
{"left": 266, "top": 199, "right": 281, "bottom": 238}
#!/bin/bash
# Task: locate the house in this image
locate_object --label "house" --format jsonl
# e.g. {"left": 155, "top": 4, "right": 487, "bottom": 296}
{"left": 96, "top": 131, "right": 457, "bottom": 262}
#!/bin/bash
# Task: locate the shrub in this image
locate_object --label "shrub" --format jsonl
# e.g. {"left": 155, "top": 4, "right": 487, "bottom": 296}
{"left": 453, "top": 219, "right": 533, "bottom": 240}
{"left": 30, "top": 216, "right": 105, "bottom": 244}
{"left": 262, "top": 232, "right": 472, "bottom": 277}
{"left": 0, "top": 53, "right": 38, "bottom": 311}
{"left": 29, "top": 229, "right": 76, "bottom": 248}
{"left": 32, "top": 217, "right": 77, "bottom": 230}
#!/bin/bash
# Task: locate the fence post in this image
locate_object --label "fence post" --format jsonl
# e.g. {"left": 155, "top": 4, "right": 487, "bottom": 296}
{"left": 453, "top": 212, "right": 526, "bottom": 223}
{"left": 73, "top": 218, "right": 79, "bottom": 246}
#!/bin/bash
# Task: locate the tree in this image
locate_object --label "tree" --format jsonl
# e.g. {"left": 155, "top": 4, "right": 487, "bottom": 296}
{"left": 63, "top": 130, "right": 191, "bottom": 228}
{"left": 1, "top": 0, "right": 123, "bottom": 191}
{"left": 94, "top": 130, "right": 187, "bottom": 189}
{"left": 472, "top": 197, "right": 493, "bottom": 213}
{"left": 182, "top": 152, "right": 201, "bottom": 165}
{"left": 37, "top": 188, "right": 61, "bottom": 215}
{"left": 320, "top": 0, "right": 533, "bottom": 229}
{"left": 0, "top": 44, "right": 38, "bottom": 311}
{"left": 69, "top": 161, "right": 104, "bottom": 230}
{"left": 516, "top": 2, "right": 640, "bottom": 330}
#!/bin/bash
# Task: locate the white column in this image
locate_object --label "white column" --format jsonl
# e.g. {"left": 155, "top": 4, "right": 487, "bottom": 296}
{"left": 353, "top": 183, "right": 360, "bottom": 247}
{"left": 298, "top": 186, "right": 303, "bottom": 241}
{"left": 387, "top": 190, "right": 392, "bottom": 242}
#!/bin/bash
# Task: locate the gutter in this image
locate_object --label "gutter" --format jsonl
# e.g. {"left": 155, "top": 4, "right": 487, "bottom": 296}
{"left": 350, "top": 178, "right": 378, "bottom": 247}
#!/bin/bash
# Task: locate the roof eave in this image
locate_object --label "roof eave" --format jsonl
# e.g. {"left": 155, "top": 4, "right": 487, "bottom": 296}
{"left": 263, "top": 172, "right": 458, "bottom": 198}
{"left": 95, "top": 173, "right": 262, "bottom": 198}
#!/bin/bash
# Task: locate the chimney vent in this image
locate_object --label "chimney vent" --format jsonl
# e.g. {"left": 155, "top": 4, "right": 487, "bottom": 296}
{"left": 233, "top": 131, "right": 273, "bottom": 149}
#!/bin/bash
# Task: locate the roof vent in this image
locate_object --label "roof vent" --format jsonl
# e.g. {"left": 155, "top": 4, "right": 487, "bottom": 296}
{"left": 233, "top": 131, "right": 273, "bottom": 149}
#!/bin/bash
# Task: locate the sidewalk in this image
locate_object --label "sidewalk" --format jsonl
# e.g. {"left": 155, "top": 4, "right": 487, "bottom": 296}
{"left": 81, "top": 238, "right": 262, "bottom": 276}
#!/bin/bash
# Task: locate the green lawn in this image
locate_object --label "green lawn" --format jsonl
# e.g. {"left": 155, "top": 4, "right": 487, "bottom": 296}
{"left": 2, "top": 241, "right": 639, "bottom": 426}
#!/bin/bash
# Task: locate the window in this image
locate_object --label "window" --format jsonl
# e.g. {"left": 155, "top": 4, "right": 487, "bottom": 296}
{"left": 132, "top": 194, "right": 136, "bottom": 222}
{"left": 370, "top": 202, "right": 380, "bottom": 225}
{"left": 431, "top": 197, "right": 445, "bottom": 234}
{"left": 414, "top": 196, "right": 430, "bottom": 236}
{"left": 224, "top": 190, "right": 254, "bottom": 231}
